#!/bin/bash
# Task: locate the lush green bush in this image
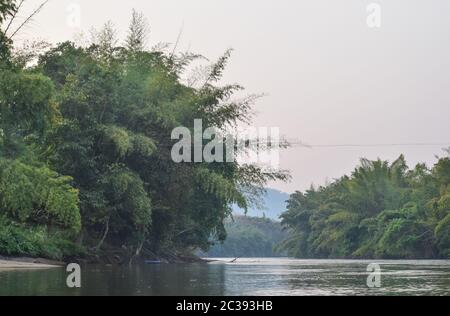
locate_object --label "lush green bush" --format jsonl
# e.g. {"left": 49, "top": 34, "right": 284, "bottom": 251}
{"left": 0, "top": 216, "right": 84, "bottom": 260}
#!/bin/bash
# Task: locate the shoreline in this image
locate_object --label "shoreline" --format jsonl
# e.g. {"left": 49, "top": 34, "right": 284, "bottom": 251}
{"left": 0, "top": 253, "right": 210, "bottom": 268}
{"left": 0, "top": 257, "right": 64, "bottom": 270}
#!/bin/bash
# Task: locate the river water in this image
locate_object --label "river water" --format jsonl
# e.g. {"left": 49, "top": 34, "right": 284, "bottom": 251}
{"left": 0, "top": 258, "right": 449, "bottom": 296}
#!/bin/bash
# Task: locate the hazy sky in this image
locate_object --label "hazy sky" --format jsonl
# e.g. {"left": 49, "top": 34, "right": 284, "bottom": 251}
{"left": 13, "top": 0, "right": 450, "bottom": 193}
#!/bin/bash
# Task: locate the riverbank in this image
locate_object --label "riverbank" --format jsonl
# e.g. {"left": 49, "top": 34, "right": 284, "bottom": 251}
{"left": 85, "top": 248, "right": 211, "bottom": 265}
{"left": 0, "top": 250, "right": 209, "bottom": 267}
{"left": 0, "top": 256, "right": 63, "bottom": 269}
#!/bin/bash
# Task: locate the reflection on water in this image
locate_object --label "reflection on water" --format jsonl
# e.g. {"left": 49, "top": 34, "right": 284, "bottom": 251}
{"left": 0, "top": 258, "right": 449, "bottom": 296}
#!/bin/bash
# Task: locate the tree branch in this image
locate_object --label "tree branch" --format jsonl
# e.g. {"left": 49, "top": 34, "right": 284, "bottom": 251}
{"left": 8, "top": 0, "right": 49, "bottom": 40}
{"left": 4, "top": 0, "right": 25, "bottom": 35}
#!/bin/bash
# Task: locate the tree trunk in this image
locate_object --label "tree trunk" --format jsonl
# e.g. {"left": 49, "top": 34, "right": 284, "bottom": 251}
{"left": 96, "top": 217, "right": 110, "bottom": 251}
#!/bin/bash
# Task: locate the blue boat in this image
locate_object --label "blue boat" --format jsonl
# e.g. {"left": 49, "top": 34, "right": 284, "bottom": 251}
{"left": 145, "top": 260, "right": 162, "bottom": 265}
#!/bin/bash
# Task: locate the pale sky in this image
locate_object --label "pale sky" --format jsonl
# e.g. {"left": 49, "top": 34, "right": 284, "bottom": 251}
{"left": 12, "top": 0, "right": 450, "bottom": 193}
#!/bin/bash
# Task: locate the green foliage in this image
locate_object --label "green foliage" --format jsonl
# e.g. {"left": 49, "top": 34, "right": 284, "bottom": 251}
{"left": 99, "top": 165, "right": 152, "bottom": 232}
{"left": 280, "top": 156, "right": 450, "bottom": 259}
{"left": 435, "top": 213, "right": 450, "bottom": 256}
{"left": 0, "top": 215, "right": 84, "bottom": 260}
{"left": 195, "top": 167, "right": 246, "bottom": 208}
{"left": 0, "top": 0, "right": 16, "bottom": 24}
{"left": 125, "top": 9, "right": 149, "bottom": 53}
{"left": 0, "top": 1, "right": 16, "bottom": 64}
{"left": 0, "top": 70, "right": 56, "bottom": 138}
{"left": 0, "top": 9, "right": 286, "bottom": 261}
{"left": 0, "top": 159, "right": 80, "bottom": 231}
{"left": 100, "top": 125, "right": 156, "bottom": 159}
{"left": 0, "top": 5, "right": 82, "bottom": 259}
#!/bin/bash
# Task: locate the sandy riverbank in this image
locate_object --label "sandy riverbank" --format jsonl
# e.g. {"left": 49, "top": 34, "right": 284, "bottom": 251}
{"left": 0, "top": 257, "right": 63, "bottom": 269}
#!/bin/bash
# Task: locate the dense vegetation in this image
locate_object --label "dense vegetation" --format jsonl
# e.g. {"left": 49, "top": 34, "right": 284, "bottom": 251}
{"left": 205, "top": 215, "right": 287, "bottom": 258}
{"left": 2, "top": 1, "right": 448, "bottom": 262}
{"left": 279, "top": 155, "right": 450, "bottom": 259}
{"left": 0, "top": 1, "right": 287, "bottom": 262}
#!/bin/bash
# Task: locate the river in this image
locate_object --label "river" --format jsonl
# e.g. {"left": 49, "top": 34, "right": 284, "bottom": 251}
{"left": 0, "top": 258, "right": 449, "bottom": 296}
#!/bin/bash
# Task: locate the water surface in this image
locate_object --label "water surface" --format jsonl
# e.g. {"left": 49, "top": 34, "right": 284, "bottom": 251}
{"left": 0, "top": 258, "right": 449, "bottom": 296}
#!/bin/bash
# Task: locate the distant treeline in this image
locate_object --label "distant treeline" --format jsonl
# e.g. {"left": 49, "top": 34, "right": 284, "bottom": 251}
{"left": 0, "top": 1, "right": 287, "bottom": 261}
{"left": 279, "top": 155, "right": 450, "bottom": 259}
{"left": 206, "top": 216, "right": 287, "bottom": 258}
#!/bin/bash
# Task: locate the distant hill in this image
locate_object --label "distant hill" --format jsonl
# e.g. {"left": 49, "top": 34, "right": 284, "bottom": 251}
{"left": 233, "top": 188, "right": 290, "bottom": 220}
{"left": 204, "top": 215, "right": 288, "bottom": 258}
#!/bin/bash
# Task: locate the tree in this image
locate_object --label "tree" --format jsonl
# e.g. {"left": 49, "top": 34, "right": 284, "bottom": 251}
{"left": 1, "top": 9, "right": 288, "bottom": 262}
{"left": 280, "top": 155, "right": 450, "bottom": 259}
{"left": 125, "top": 9, "right": 149, "bottom": 53}
{"left": 31, "top": 12, "right": 288, "bottom": 262}
{"left": 0, "top": 0, "right": 16, "bottom": 60}
{"left": 0, "top": 0, "right": 16, "bottom": 24}
{"left": 0, "top": 4, "right": 81, "bottom": 259}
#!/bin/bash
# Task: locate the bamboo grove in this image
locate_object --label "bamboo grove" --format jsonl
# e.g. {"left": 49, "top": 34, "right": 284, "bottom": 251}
{"left": 279, "top": 155, "right": 450, "bottom": 259}
{"left": 0, "top": 1, "right": 287, "bottom": 261}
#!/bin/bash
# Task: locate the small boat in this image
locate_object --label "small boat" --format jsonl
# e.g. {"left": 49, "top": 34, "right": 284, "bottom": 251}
{"left": 144, "top": 260, "right": 162, "bottom": 265}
